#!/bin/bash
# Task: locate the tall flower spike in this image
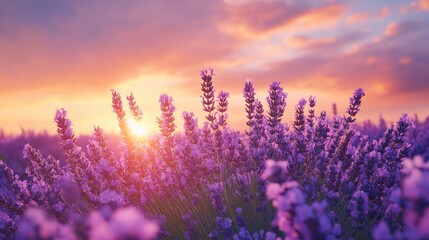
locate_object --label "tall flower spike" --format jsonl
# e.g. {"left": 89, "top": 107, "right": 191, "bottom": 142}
{"left": 157, "top": 94, "right": 177, "bottom": 168}
{"left": 350, "top": 191, "right": 369, "bottom": 229}
{"left": 254, "top": 99, "right": 264, "bottom": 127}
{"left": 392, "top": 113, "right": 414, "bottom": 149}
{"left": 243, "top": 79, "right": 256, "bottom": 127}
{"left": 55, "top": 108, "right": 75, "bottom": 153}
{"left": 307, "top": 96, "right": 316, "bottom": 128}
{"left": 217, "top": 91, "right": 229, "bottom": 127}
{"left": 293, "top": 99, "right": 307, "bottom": 159}
{"left": 183, "top": 111, "right": 198, "bottom": 144}
{"left": 0, "top": 160, "right": 31, "bottom": 204}
{"left": 345, "top": 88, "right": 365, "bottom": 124}
{"left": 332, "top": 103, "right": 338, "bottom": 116}
{"left": 157, "top": 94, "right": 176, "bottom": 139}
{"left": 54, "top": 108, "right": 99, "bottom": 205}
{"left": 92, "top": 126, "right": 114, "bottom": 164}
{"left": 252, "top": 99, "right": 266, "bottom": 162}
{"left": 127, "top": 93, "right": 143, "bottom": 121}
{"left": 111, "top": 90, "right": 134, "bottom": 156}
{"left": 23, "top": 144, "right": 61, "bottom": 185}
{"left": 294, "top": 98, "right": 307, "bottom": 133}
{"left": 200, "top": 68, "right": 216, "bottom": 125}
{"left": 266, "top": 81, "right": 287, "bottom": 130}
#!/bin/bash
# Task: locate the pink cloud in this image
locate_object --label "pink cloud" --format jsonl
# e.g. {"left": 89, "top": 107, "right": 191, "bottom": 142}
{"left": 401, "top": 0, "right": 429, "bottom": 12}
{"left": 222, "top": 1, "right": 346, "bottom": 36}
{"left": 378, "top": 7, "right": 390, "bottom": 18}
{"left": 346, "top": 13, "right": 369, "bottom": 24}
{"left": 399, "top": 57, "right": 412, "bottom": 65}
{"left": 419, "top": 0, "right": 429, "bottom": 10}
{"left": 383, "top": 21, "right": 423, "bottom": 37}
{"left": 0, "top": 1, "right": 239, "bottom": 95}
{"left": 210, "top": 20, "right": 429, "bottom": 102}
{"left": 384, "top": 23, "right": 399, "bottom": 36}
{"left": 286, "top": 35, "right": 336, "bottom": 49}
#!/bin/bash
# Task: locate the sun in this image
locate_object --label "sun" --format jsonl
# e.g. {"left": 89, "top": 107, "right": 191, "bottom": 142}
{"left": 128, "top": 119, "right": 148, "bottom": 138}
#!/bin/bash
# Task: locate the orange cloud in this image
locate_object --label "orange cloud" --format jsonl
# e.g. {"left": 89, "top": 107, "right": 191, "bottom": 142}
{"left": 365, "top": 56, "right": 377, "bottom": 65}
{"left": 419, "top": 0, "right": 429, "bottom": 10}
{"left": 401, "top": 0, "right": 429, "bottom": 12}
{"left": 286, "top": 35, "right": 336, "bottom": 49}
{"left": 346, "top": 13, "right": 368, "bottom": 24}
{"left": 0, "top": 0, "right": 240, "bottom": 96}
{"left": 220, "top": 1, "right": 346, "bottom": 39}
{"left": 292, "top": 4, "right": 345, "bottom": 29}
{"left": 384, "top": 23, "right": 399, "bottom": 36}
{"left": 399, "top": 57, "right": 412, "bottom": 65}
{"left": 383, "top": 20, "right": 424, "bottom": 37}
{"left": 378, "top": 7, "right": 390, "bottom": 18}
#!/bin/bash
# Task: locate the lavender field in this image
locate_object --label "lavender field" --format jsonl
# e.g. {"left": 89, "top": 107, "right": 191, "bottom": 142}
{"left": 1, "top": 68, "right": 428, "bottom": 239}
{"left": 2, "top": 1, "right": 429, "bottom": 239}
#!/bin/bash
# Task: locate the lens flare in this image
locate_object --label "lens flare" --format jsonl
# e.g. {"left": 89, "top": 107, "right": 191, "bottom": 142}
{"left": 128, "top": 119, "right": 147, "bottom": 138}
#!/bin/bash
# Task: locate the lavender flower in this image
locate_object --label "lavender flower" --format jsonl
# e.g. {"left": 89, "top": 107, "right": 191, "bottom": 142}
{"left": 0, "top": 68, "right": 424, "bottom": 239}
{"left": 307, "top": 95, "right": 316, "bottom": 129}
{"left": 111, "top": 90, "right": 135, "bottom": 157}
{"left": 0, "top": 160, "right": 30, "bottom": 204}
{"left": 332, "top": 103, "right": 338, "bottom": 116}
{"left": 350, "top": 190, "right": 369, "bottom": 229}
{"left": 217, "top": 91, "right": 229, "bottom": 127}
{"left": 266, "top": 82, "right": 287, "bottom": 131}
{"left": 88, "top": 207, "right": 159, "bottom": 240}
{"left": 243, "top": 79, "right": 256, "bottom": 128}
{"left": 126, "top": 93, "right": 143, "bottom": 121}
{"left": 16, "top": 208, "right": 76, "bottom": 240}
{"left": 200, "top": 68, "right": 216, "bottom": 125}
{"left": 157, "top": 94, "right": 176, "bottom": 140}
{"left": 182, "top": 111, "right": 199, "bottom": 144}
{"left": 54, "top": 108, "right": 99, "bottom": 206}
{"left": 345, "top": 88, "right": 365, "bottom": 125}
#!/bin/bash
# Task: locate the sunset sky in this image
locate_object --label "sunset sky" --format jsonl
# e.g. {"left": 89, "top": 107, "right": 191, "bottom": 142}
{"left": 1, "top": 0, "right": 429, "bottom": 136}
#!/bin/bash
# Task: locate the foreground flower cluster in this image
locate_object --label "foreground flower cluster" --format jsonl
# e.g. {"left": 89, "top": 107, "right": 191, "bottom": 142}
{"left": 1, "top": 68, "right": 428, "bottom": 239}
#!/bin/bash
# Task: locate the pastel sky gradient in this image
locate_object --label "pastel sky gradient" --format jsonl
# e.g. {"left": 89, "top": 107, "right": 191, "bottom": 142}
{"left": 1, "top": 0, "right": 429, "bottom": 135}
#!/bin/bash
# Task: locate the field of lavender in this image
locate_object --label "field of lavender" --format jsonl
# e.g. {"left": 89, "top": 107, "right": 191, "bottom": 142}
{"left": 1, "top": 68, "right": 428, "bottom": 240}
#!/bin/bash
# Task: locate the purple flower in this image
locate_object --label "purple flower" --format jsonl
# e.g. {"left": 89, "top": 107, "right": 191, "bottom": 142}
{"left": 243, "top": 80, "right": 256, "bottom": 127}
{"left": 200, "top": 68, "right": 216, "bottom": 125}
{"left": 345, "top": 88, "right": 366, "bottom": 124}
{"left": 88, "top": 207, "right": 159, "bottom": 240}
{"left": 217, "top": 91, "right": 229, "bottom": 127}
{"left": 261, "top": 159, "right": 288, "bottom": 183}
{"left": 266, "top": 82, "right": 287, "bottom": 130}
{"left": 99, "top": 189, "right": 124, "bottom": 205}
{"left": 16, "top": 208, "right": 76, "bottom": 240}
{"left": 126, "top": 93, "right": 143, "bottom": 121}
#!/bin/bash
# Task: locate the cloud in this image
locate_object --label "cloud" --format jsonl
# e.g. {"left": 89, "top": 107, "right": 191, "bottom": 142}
{"left": 195, "top": 18, "right": 429, "bottom": 108}
{"left": 384, "top": 23, "right": 399, "bottom": 36}
{"left": 346, "top": 13, "right": 369, "bottom": 24}
{"left": 419, "top": 0, "right": 429, "bottom": 10}
{"left": 285, "top": 31, "right": 364, "bottom": 53}
{"left": 286, "top": 35, "right": 336, "bottom": 48}
{"left": 378, "top": 7, "right": 390, "bottom": 18}
{"left": 401, "top": 0, "right": 429, "bottom": 12}
{"left": 220, "top": 0, "right": 346, "bottom": 38}
{"left": 383, "top": 20, "right": 424, "bottom": 37}
{"left": 0, "top": 0, "right": 239, "bottom": 95}
{"left": 247, "top": 21, "right": 429, "bottom": 96}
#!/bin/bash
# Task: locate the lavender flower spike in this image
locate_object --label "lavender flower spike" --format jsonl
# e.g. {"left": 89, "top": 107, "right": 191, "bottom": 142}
{"left": 200, "top": 68, "right": 216, "bottom": 124}
{"left": 345, "top": 88, "right": 365, "bottom": 124}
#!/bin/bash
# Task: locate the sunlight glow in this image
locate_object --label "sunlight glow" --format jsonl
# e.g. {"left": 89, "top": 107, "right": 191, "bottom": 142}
{"left": 128, "top": 119, "right": 148, "bottom": 138}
